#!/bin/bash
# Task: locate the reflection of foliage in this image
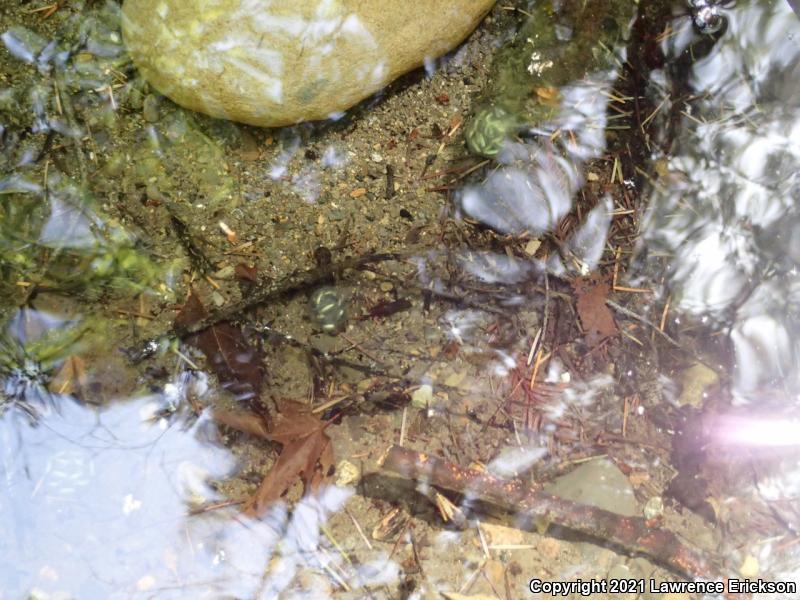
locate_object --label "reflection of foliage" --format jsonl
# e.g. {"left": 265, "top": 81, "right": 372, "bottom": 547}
{"left": 639, "top": 1, "right": 800, "bottom": 399}
{"left": 464, "top": 0, "right": 634, "bottom": 156}
{"left": 0, "top": 315, "right": 89, "bottom": 417}
{"left": 0, "top": 172, "right": 163, "bottom": 305}
{"left": 0, "top": 3, "right": 169, "bottom": 306}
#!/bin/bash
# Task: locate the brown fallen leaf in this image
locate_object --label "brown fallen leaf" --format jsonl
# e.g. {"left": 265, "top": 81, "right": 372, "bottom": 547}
{"left": 572, "top": 274, "right": 617, "bottom": 348}
{"left": 213, "top": 409, "right": 269, "bottom": 438}
{"left": 175, "top": 289, "right": 264, "bottom": 403}
{"left": 234, "top": 262, "right": 259, "bottom": 283}
{"left": 174, "top": 288, "right": 208, "bottom": 328}
{"left": 215, "top": 399, "right": 333, "bottom": 517}
{"left": 245, "top": 434, "right": 328, "bottom": 515}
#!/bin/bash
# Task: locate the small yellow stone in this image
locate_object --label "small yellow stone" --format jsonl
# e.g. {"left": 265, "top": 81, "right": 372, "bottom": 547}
{"left": 677, "top": 362, "right": 718, "bottom": 407}
{"left": 410, "top": 384, "right": 433, "bottom": 409}
{"left": 739, "top": 554, "right": 759, "bottom": 578}
{"left": 480, "top": 522, "right": 524, "bottom": 546}
{"left": 524, "top": 239, "right": 541, "bottom": 255}
{"left": 335, "top": 460, "right": 360, "bottom": 487}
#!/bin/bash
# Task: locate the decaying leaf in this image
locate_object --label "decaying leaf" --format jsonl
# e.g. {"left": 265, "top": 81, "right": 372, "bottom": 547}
{"left": 175, "top": 289, "right": 264, "bottom": 402}
{"left": 174, "top": 293, "right": 331, "bottom": 516}
{"left": 572, "top": 275, "right": 617, "bottom": 347}
{"left": 234, "top": 262, "right": 259, "bottom": 283}
{"left": 215, "top": 400, "right": 333, "bottom": 517}
{"left": 212, "top": 409, "right": 270, "bottom": 438}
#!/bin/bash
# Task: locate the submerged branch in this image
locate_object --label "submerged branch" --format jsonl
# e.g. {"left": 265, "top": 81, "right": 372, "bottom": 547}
{"left": 381, "top": 445, "right": 733, "bottom": 587}
{"left": 125, "top": 251, "right": 404, "bottom": 362}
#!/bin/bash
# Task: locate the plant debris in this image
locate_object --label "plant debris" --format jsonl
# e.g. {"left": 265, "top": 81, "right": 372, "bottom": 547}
{"left": 48, "top": 354, "right": 87, "bottom": 397}
{"left": 215, "top": 400, "right": 334, "bottom": 517}
{"left": 381, "top": 445, "right": 732, "bottom": 587}
{"left": 572, "top": 274, "right": 617, "bottom": 348}
{"left": 174, "top": 289, "right": 264, "bottom": 403}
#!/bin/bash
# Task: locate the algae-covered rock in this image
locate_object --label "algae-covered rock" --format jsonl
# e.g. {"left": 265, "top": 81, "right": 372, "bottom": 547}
{"left": 464, "top": 0, "right": 634, "bottom": 157}
{"left": 121, "top": 0, "right": 495, "bottom": 127}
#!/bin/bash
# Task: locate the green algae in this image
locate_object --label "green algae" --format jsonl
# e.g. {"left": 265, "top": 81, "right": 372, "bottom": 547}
{"left": 465, "top": 0, "right": 635, "bottom": 157}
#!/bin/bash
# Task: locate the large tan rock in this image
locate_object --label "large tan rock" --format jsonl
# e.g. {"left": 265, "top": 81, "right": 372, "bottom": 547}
{"left": 121, "top": 0, "right": 495, "bottom": 127}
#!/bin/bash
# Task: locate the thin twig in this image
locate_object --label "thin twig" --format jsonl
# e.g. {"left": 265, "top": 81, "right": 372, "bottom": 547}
{"left": 125, "top": 251, "right": 406, "bottom": 362}
{"left": 605, "top": 299, "right": 681, "bottom": 347}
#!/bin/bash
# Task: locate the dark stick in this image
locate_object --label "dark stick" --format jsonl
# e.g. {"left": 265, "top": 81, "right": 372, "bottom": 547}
{"left": 385, "top": 164, "right": 396, "bottom": 199}
{"left": 125, "top": 252, "right": 404, "bottom": 362}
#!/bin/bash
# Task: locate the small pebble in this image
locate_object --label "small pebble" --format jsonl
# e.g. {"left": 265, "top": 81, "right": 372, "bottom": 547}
{"left": 335, "top": 460, "right": 361, "bottom": 487}
{"left": 643, "top": 496, "right": 664, "bottom": 519}
{"left": 411, "top": 384, "right": 433, "bottom": 409}
{"left": 142, "top": 93, "right": 160, "bottom": 122}
{"left": 524, "top": 239, "right": 541, "bottom": 255}
{"left": 211, "top": 291, "right": 226, "bottom": 307}
{"left": 739, "top": 554, "right": 759, "bottom": 578}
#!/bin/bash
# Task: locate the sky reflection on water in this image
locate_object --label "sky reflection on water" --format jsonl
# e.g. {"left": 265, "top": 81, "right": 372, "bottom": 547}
{"left": 0, "top": 394, "right": 238, "bottom": 598}
{"left": 641, "top": 0, "right": 800, "bottom": 402}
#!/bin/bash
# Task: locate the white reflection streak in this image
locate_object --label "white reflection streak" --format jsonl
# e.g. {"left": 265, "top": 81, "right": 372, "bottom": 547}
{"left": 647, "top": 27, "right": 800, "bottom": 399}
{"left": 0, "top": 396, "right": 239, "bottom": 597}
{"left": 566, "top": 196, "right": 613, "bottom": 274}
{"left": 488, "top": 446, "right": 548, "bottom": 478}
{"left": 223, "top": 55, "right": 284, "bottom": 103}
{"left": 457, "top": 251, "right": 534, "bottom": 284}
{"left": 460, "top": 76, "right": 613, "bottom": 238}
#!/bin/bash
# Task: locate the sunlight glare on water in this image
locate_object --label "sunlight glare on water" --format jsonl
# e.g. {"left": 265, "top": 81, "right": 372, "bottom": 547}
{"left": 640, "top": 0, "right": 800, "bottom": 402}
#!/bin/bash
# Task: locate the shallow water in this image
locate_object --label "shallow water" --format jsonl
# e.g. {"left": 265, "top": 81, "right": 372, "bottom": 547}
{"left": 2, "top": 1, "right": 800, "bottom": 598}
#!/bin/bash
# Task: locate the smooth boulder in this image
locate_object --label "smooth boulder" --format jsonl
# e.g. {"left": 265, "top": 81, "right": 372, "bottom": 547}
{"left": 121, "top": 0, "right": 495, "bottom": 127}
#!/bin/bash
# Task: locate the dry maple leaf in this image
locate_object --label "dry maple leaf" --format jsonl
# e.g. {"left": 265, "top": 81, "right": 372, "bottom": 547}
{"left": 175, "top": 292, "right": 332, "bottom": 515}
{"left": 215, "top": 400, "right": 333, "bottom": 517}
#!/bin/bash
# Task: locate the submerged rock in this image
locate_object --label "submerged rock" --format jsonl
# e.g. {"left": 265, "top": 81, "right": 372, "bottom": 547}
{"left": 464, "top": 0, "right": 634, "bottom": 157}
{"left": 121, "top": 0, "right": 495, "bottom": 127}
